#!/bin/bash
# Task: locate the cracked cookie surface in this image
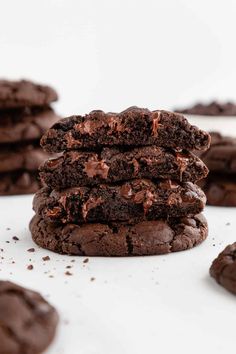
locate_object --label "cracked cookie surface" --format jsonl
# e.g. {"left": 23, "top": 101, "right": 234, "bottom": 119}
{"left": 0, "top": 280, "right": 58, "bottom": 354}
{"left": 30, "top": 213, "right": 208, "bottom": 256}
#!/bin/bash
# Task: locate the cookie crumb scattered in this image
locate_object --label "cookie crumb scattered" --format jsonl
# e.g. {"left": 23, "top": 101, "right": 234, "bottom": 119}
{"left": 27, "top": 264, "right": 34, "bottom": 270}
{"left": 66, "top": 265, "right": 72, "bottom": 269}
{"left": 12, "top": 236, "right": 19, "bottom": 241}
{"left": 83, "top": 258, "right": 89, "bottom": 264}
{"left": 65, "top": 271, "right": 73, "bottom": 276}
{"left": 42, "top": 256, "right": 50, "bottom": 261}
{"left": 90, "top": 277, "right": 95, "bottom": 282}
{"left": 226, "top": 222, "right": 230, "bottom": 226}
{"left": 27, "top": 248, "right": 35, "bottom": 253}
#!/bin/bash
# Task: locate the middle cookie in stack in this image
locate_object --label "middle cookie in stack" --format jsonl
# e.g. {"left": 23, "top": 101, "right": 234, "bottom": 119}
{"left": 30, "top": 107, "right": 210, "bottom": 256}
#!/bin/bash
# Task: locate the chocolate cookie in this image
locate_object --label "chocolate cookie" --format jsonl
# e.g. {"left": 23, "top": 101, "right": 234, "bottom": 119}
{"left": 199, "top": 174, "right": 236, "bottom": 206}
{"left": 41, "top": 107, "right": 210, "bottom": 152}
{"left": 0, "top": 280, "right": 58, "bottom": 354}
{"left": 198, "top": 132, "right": 236, "bottom": 174}
{"left": 33, "top": 180, "right": 206, "bottom": 223}
{"left": 40, "top": 146, "right": 208, "bottom": 189}
{"left": 0, "top": 79, "right": 58, "bottom": 108}
{"left": 30, "top": 213, "right": 208, "bottom": 256}
{"left": 210, "top": 243, "right": 236, "bottom": 294}
{"left": 0, "top": 106, "right": 60, "bottom": 143}
{"left": 175, "top": 101, "right": 236, "bottom": 116}
{"left": 0, "top": 171, "right": 40, "bottom": 195}
{"left": 0, "top": 143, "right": 51, "bottom": 173}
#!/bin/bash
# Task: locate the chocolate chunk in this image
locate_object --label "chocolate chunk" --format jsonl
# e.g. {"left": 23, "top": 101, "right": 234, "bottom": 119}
{"left": 30, "top": 213, "right": 208, "bottom": 256}
{"left": 41, "top": 107, "right": 210, "bottom": 152}
{"left": 33, "top": 179, "right": 206, "bottom": 223}
{"left": 0, "top": 280, "right": 58, "bottom": 353}
{"left": 40, "top": 146, "right": 208, "bottom": 189}
{"left": 210, "top": 243, "right": 236, "bottom": 294}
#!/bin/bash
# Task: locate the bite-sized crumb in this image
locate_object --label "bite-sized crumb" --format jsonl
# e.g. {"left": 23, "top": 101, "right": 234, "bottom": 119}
{"left": 27, "top": 264, "right": 34, "bottom": 270}
{"left": 66, "top": 265, "right": 72, "bottom": 269}
{"left": 90, "top": 277, "right": 95, "bottom": 282}
{"left": 12, "top": 236, "right": 19, "bottom": 241}
{"left": 27, "top": 248, "right": 35, "bottom": 253}
{"left": 83, "top": 258, "right": 89, "bottom": 264}
{"left": 65, "top": 271, "right": 73, "bottom": 276}
{"left": 42, "top": 256, "right": 50, "bottom": 261}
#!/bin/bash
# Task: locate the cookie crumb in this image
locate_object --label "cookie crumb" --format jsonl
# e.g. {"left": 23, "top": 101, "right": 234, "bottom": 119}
{"left": 27, "top": 264, "right": 34, "bottom": 270}
{"left": 6, "top": 227, "right": 10, "bottom": 230}
{"left": 66, "top": 265, "right": 72, "bottom": 269}
{"left": 83, "top": 258, "right": 89, "bottom": 264}
{"left": 27, "top": 248, "right": 35, "bottom": 253}
{"left": 12, "top": 236, "right": 19, "bottom": 241}
{"left": 65, "top": 271, "right": 73, "bottom": 276}
{"left": 42, "top": 256, "right": 50, "bottom": 261}
{"left": 90, "top": 277, "right": 95, "bottom": 282}
{"left": 226, "top": 222, "right": 230, "bottom": 226}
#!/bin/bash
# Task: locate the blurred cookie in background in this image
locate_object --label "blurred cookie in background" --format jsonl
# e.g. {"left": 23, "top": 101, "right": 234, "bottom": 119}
{"left": 197, "top": 132, "right": 236, "bottom": 206}
{"left": 0, "top": 79, "right": 60, "bottom": 195}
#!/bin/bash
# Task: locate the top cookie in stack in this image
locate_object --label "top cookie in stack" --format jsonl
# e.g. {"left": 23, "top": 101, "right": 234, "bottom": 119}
{"left": 30, "top": 107, "right": 210, "bottom": 257}
{"left": 0, "top": 80, "right": 60, "bottom": 195}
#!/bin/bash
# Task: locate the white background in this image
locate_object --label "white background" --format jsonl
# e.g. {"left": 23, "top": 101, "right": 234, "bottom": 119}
{"left": 1, "top": 0, "right": 236, "bottom": 115}
{"left": 0, "top": 1, "right": 236, "bottom": 354}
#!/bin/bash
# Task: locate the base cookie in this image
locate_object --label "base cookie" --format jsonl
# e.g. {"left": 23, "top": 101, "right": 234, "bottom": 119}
{"left": 30, "top": 213, "right": 208, "bottom": 256}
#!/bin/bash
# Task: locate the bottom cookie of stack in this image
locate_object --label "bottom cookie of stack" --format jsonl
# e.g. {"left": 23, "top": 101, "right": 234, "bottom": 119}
{"left": 30, "top": 213, "right": 208, "bottom": 256}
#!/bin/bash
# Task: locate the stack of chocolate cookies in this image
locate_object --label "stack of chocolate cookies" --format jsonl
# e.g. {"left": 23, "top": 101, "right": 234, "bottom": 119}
{"left": 0, "top": 80, "right": 60, "bottom": 195}
{"left": 30, "top": 107, "right": 210, "bottom": 256}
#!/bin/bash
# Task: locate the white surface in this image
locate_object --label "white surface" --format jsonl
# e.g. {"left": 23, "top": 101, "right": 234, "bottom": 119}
{"left": 1, "top": 0, "right": 236, "bottom": 113}
{"left": 186, "top": 114, "right": 236, "bottom": 138}
{"left": 0, "top": 197, "right": 235, "bottom": 354}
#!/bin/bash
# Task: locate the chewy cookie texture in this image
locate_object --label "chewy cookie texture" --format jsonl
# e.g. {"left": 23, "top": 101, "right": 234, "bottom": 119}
{"left": 0, "top": 79, "right": 59, "bottom": 195}
{"left": 0, "top": 280, "right": 58, "bottom": 354}
{"left": 197, "top": 132, "right": 236, "bottom": 206}
{"left": 175, "top": 101, "right": 236, "bottom": 116}
{"left": 31, "top": 106, "right": 209, "bottom": 256}
{"left": 40, "top": 146, "right": 208, "bottom": 189}
{"left": 41, "top": 107, "right": 210, "bottom": 152}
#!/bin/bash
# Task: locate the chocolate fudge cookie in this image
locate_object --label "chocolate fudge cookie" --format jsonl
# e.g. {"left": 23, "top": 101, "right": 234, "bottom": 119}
{"left": 41, "top": 107, "right": 210, "bottom": 152}
{"left": 175, "top": 101, "right": 236, "bottom": 116}
{"left": 0, "top": 106, "right": 60, "bottom": 143}
{"left": 0, "top": 80, "right": 58, "bottom": 108}
{"left": 33, "top": 180, "right": 206, "bottom": 223}
{"left": 0, "top": 280, "right": 58, "bottom": 354}
{"left": 30, "top": 213, "right": 208, "bottom": 256}
{"left": 40, "top": 146, "right": 208, "bottom": 189}
{"left": 0, "top": 171, "right": 40, "bottom": 195}
{"left": 199, "top": 174, "right": 236, "bottom": 206}
{"left": 210, "top": 243, "right": 236, "bottom": 294}
{"left": 0, "top": 143, "right": 51, "bottom": 173}
{"left": 198, "top": 132, "right": 236, "bottom": 174}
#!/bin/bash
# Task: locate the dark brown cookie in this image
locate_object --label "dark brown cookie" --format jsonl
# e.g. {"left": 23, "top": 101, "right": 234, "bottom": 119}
{"left": 0, "top": 80, "right": 58, "bottom": 108}
{"left": 210, "top": 243, "right": 236, "bottom": 295}
{"left": 0, "top": 142, "right": 51, "bottom": 173}
{"left": 0, "top": 171, "right": 40, "bottom": 195}
{"left": 199, "top": 174, "right": 236, "bottom": 206}
{"left": 0, "top": 280, "right": 58, "bottom": 354}
{"left": 33, "top": 180, "right": 206, "bottom": 223}
{"left": 0, "top": 106, "right": 60, "bottom": 143}
{"left": 175, "top": 101, "right": 236, "bottom": 116}
{"left": 40, "top": 146, "right": 208, "bottom": 189}
{"left": 41, "top": 107, "right": 210, "bottom": 152}
{"left": 198, "top": 132, "right": 236, "bottom": 174}
{"left": 30, "top": 213, "right": 208, "bottom": 256}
